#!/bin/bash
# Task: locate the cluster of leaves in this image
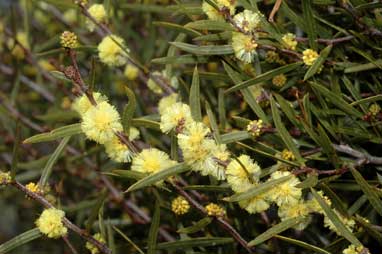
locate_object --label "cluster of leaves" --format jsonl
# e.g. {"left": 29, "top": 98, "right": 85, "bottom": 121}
{"left": 1, "top": 0, "right": 382, "bottom": 254}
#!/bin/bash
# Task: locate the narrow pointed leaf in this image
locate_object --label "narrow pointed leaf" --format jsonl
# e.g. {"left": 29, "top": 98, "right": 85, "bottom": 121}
{"left": 147, "top": 200, "right": 160, "bottom": 254}
{"left": 225, "top": 62, "right": 302, "bottom": 93}
{"left": 156, "top": 237, "right": 233, "bottom": 249}
{"left": 350, "top": 168, "right": 382, "bottom": 216}
{"left": 248, "top": 217, "right": 305, "bottom": 246}
{"left": 177, "top": 217, "right": 213, "bottom": 234}
{"left": 23, "top": 123, "right": 82, "bottom": 144}
{"left": 39, "top": 136, "right": 70, "bottom": 187}
{"left": 190, "top": 66, "right": 202, "bottom": 122}
{"left": 170, "top": 42, "right": 233, "bottom": 55}
{"left": 311, "top": 188, "right": 362, "bottom": 246}
{"left": 223, "top": 175, "right": 292, "bottom": 202}
{"left": 304, "top": 45, "right": 332, "bottom": 80}
{"left": 0, "top": 228, "right": 42, "bottom": 253}
{"left": 274, "top": 235, "right": 331, "bottom": 254}
{"left": 122, "top": 86, "right": 136, "bottom": 134}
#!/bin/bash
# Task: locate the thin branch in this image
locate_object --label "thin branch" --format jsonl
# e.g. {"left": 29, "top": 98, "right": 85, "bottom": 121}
{"left": 332, "top": 144, "right": 382, "bottom": 165}
{"left": 172, "top": 182, "right": 254, "bottom": 254}
{"left": 268, "top": 0, "right": 283, "bottom": 23}
{"left": 10, "top": 181, "right": 112, "bottom": 254}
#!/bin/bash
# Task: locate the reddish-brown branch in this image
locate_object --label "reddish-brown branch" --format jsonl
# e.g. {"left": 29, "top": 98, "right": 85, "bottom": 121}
{"left": 172, "top": 182, "right": 254, "bottom": 254}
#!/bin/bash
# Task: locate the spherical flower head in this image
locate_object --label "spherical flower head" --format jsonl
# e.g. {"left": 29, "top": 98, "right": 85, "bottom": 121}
{"left": 35, "top": 208, "right": 67, "bottom": 238}
{"left": 196, "top": 143, "right": 229, "bottom": 180}
{"left": 280, "top": 149, "right": 295, "bottom": 161}
{"left": 239, "top": 191, "right": 270, "bottom": 214}
{"left": 171, "top": 196, "right": 190, "bottom": 215}
{"left": 0, "top": 171, "right": 11, "bottom": 185}
{"left": 160, "top": 102, "right": 192, "bottom": 133}
{"left": 272, "top": 74, "right": 287, "bottom": 87}
{"left": 72, "top": 92, "right": 108, "bottom": 116}
{"left": 265, "top": 51, "right": 280, "bottom": 63}
{"left": 104, "top": 127, "right": 139, "bottom": 163}
{"left": 343, "top": 244, "right": 368, "bottom": 254}
{"left": 246, "top": 119, "right": 263, "bottom": 137}
{"left": 86, "top": 4, "right": 107, "bottom": 32}
{"left": 81, "top": 101, "right": 123, "bottom": 144}
{"left": 324, "top": 209, "right": 355, "bottom": 236}
{"left": 369, "top": 103, "right": 381, "bottom": 116}
{"left": 282, "top": 33, "right": 298, "bottom": 50}
{"left": 302, "top": 49, "right": 319, "bottom": 66}
{"left": 147, "top": 77, "right": 163, "bottom": 94}
{"left": 60, "top": 31, "right": 78, "bottom": 49}
{"left": 124, "top": 64, "right": 139, "bottom": 81}
{"left": 267, "top": 171, "right": 302, "bottom": 206}
{"left": 158, "top": 93, "right": 178, "bottom": 115}
{"left": 131, "top": 148, "right": 176, "bottom": 174}
{"left": 98, "top": 35, "right": 129, "bottom": 67}
{"left": 26, "top": 182, "right": 42, "bottom": 194}
{"left": 232, "top": 32, "right": 258, "bottom": 63}
{"left": 86, "top": 233, "right": 106, "bottom": 254}
{"left": 278, "top": 201, "right": 312, "bottom": 230}
{"left": 205, "top": 203, "right": 225, "bottom": 217}
{"left": 226, "top": 154, "right": 261, "bottom": 192}
{"left": 233, "top": 10, "right": 261, "bottom": 33}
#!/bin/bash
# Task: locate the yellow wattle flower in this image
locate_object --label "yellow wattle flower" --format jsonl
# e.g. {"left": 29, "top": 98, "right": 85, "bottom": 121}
{"left": 98, "top": 34, "right": 129, "bottom": 67}
{"left": 35, "top": 208, "right": 67, "bottom": 238}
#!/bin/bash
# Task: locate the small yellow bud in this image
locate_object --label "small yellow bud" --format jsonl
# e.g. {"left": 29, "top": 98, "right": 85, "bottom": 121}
{"left": 272, "top": 74, "right": 287, "bottom": 87}
{"left": 282, "top": 33, "right": 298, "bottom": 50}
{"left": 171, "top": 196, "right": 190, "bottom": 215}
{"left": 247, "top": 119, "right": 263, "bottom": 137}
{"left": 86, "top": 233, "right": 106, "bottom": 254}
{"left": 0, "top": 171, "right": 11, "bottom": 185}
{"left": 124, "top": 64, "right": 139, "bottom": 81}
{"left": 369, "top": 103, "right": 381, "bottom": 116}
{"left": 281, "top": 149, "right": 295, "bottom": 161}
{"left": 205, "top": 203, "right": 225, "bottom": 217}
{"left": 265, "top": 51, "right": 280, "bottom": 63}
{"left": 60, "top": 31, "right": 78, "bottom": 49}
{"left": 302, "top": 49, "right": 319, "bottom": 66}
{"left": 26, "top": 182, "right": 42, "bottom": 194}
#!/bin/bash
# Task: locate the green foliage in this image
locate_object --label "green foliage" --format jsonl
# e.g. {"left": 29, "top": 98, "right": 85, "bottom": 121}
{"left": 1, "top": 0, "right": 382, "bottom": 254}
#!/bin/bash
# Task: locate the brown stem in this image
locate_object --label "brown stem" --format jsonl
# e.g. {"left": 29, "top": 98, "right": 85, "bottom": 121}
{"left": 172, "top": 182, "right": 254, "bottom": 254}
{"left": 268, "top": 0, "right": 283, "bottom": 23}
{"left": 10, "top": 181, "right": 112, "bottom": 254}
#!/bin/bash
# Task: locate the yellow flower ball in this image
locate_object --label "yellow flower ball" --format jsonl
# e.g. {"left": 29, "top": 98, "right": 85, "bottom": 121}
{"left": 343, "top": 244, "right": 369, "bottom": 254}
{"left": 160, "top": 102, "right": 192, "bottom": 133}
{"left": 246, "top": 119, "right": 263, "bottom": 137}
{"left": 131, "top": 148, "right": 176, "bottom": 174}
{"left": 233, "top": 10, "right": 261, "bottom": 33}
{"left": 104, "top": 127, "right": 139, "bottom": 163}
{"left": 0, "top": 171, "right": 11, "bottom": 185}
{"left": 158, "top": 93, "right": 178, "bottom": 115}
{"left": 81, "top": 101, "right": 123, "bottom": 144}
{"left": 272, "top": 74, "right": 287, "bottom": 87}
{"left": 35, "top": 208, "right": 67, "bottom": 238}
{"left": 282, "top": 33, "right": 298, "bottom": 50}
{"left": 86, "top": 4, "right": 107, "bottom": 32}
{"left": 226, "top": 154, "right": 261, "bottom": 192}
{"left": 302, "top": 49, "right": 319, "bottom": 66}
{"left": 98, "top": 35, "right": 129, "bottom": 67}
{"left": 171, "top": 196, "right": 190, "bottom": 215}
{"left": 232, "top": 32, "right": 258, "bottom": 63}
{"left": 71, "top": 92, "right": 108, "bottom": 116}
{"left": 205, "top": 203, "right": 225, "bottom": 217}
{"left": 26, "top": 182, "right": 42, "bottom": 193}
{"left": 60, "top": 31, "right": 78, "bottom": 49}
{"left": 86, "top": 233, "right": 106, "bottom": 254}
{"left": 267, "top": 171, "right": 302, "bottom": 206}
{"left": 124, "top": 64, "right": 139, "bottom": 81}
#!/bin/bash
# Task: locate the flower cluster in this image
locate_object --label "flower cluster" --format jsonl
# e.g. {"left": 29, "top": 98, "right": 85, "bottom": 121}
{"left": 86, "top": 4, "right": 107, "bottom": 32}
{"left": 60, "top": 31, "right": 78, "bottom": 49}
{"left": 171, "top": 196, "right": 190, "bottom": 215}
{"left": 205, "top": 203, "right": 225, "bottom": 217}
{"left": 73, "top": 93, "right": 139, "bottom": 163}
{"left": 0, "top": 171, "right": 11, "bottom": 185}
{"left": 86, "top": 233, "right": 106, "bottom": 254}
{"left": 98, "top": 34, "right": 129, "bottom": 67}
{"left": 35, "top": 208, "right": 67, "bottom": 238}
